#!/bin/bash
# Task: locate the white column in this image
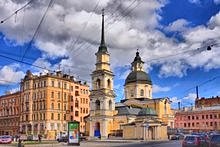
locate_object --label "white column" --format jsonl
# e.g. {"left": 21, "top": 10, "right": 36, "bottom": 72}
{"left": 89, "top": 121, "right": 94, "bottom": 138}
{"left": 101, "top": 119, "right": 108, "bottom": 140}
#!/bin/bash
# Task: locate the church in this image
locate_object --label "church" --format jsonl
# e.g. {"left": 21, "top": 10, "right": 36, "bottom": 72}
{"left": 85, "top": 10, "right": 174, "bottom": 140}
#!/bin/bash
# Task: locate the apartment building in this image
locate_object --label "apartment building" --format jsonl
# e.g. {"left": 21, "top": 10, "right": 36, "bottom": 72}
{"left": 0, "top": 92, "right": 20, "bottom": 136}
{"left": 17, "top": 70, "right": 90, "bottom": 139}
{"left": 175, "top": 106, "right": 220, "bottom": 132}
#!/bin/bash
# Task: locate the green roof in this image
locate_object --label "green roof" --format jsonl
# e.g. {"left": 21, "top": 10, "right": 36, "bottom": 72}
{"left": 138, "top": 108, "right": 157, "bottom": 116}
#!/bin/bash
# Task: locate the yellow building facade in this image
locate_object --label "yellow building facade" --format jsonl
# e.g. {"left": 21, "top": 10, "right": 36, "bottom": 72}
{"left": 20, "top": 70, "right": 90, "bottom": 139}
{"left": 85, "top": 10, "right": 174, "bottom": 140}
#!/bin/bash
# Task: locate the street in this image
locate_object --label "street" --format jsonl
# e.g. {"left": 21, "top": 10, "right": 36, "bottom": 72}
{"left": 65, "top": 140, "right": 181, "bottom": 147}
{"left": 0, "top": 140, "right": 181, "bottom": 147}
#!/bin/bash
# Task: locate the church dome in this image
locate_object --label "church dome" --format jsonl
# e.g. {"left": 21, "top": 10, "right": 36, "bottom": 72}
{"left": 125, "top": 71, "right": 152, "bottom": 85}
{"left": 138, "top": 108, "right": 157, "bottom": 116}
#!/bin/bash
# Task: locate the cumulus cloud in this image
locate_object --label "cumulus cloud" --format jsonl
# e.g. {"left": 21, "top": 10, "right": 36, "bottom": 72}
{"left": 153, "top": 84, "right": 171, "bottom": 93}
{"left": 183, "top": 93, "right": 197, "bottom": 101}
{"left": 165, "top": 19, "right": 190, "bottom": 32}
{"left": 170, "top": 96, "right": 181, "bottom": 103}
{"left": 0, "top": 64, "right": 25, "bottom": 84}
{"left": 188, "top": 0, "right": 201, "bottom": 4}
{"left": 0, "top": 0, "right": 220, "bottom": 82}
{"left": 214, "top": 0, "right": 220, "bottom": 4}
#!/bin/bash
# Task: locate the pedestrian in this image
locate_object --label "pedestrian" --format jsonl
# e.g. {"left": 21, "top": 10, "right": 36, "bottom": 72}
{"left": 38, "top": 134, "right": 42, "bottom": 143}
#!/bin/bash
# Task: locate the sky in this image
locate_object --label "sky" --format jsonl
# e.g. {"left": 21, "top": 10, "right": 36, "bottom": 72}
{"left": 0, "top": 0, "right": 220, "bottom": 108}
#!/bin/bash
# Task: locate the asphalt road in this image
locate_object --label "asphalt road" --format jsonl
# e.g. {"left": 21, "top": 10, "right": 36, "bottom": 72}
{"left": 0, "top": 140, "right": 181, "bottom": 147}
{"left": 77, "top": 140, "right": 181, "bottom": 147}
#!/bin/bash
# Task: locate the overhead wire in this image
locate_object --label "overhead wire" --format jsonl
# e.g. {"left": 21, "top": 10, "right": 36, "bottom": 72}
{"left": 0, "top": 0, "right": 34, "bottom": 24}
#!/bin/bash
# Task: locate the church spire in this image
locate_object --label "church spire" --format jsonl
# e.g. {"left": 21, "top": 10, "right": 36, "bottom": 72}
{"left": 98, "top": 9, "right": 107, "bottom": 53}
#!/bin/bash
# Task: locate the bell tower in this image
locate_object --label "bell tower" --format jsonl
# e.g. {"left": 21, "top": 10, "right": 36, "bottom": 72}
{"left": 89, "top": 9, "right": 116, "bottom": 140}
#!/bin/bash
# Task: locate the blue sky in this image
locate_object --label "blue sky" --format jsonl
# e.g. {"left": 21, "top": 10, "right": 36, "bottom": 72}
{"left": 0, "top": 0, "right": 220, "bottom": 108}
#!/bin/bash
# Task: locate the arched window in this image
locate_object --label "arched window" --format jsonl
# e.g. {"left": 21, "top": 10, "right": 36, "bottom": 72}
{"left": 95, "top": 100, "right": 100, "bottom": 110}
{"left": 107, "top": 79, "right": 111, "bottom": 88}
{"left": 109, "top": 100, "right": 112, "bottom": 110}
{"left": 96, "top": 79, "right": 101, "bottom": 89}
{"left": 140, "top": 89, "right": 144, "bottom": 96}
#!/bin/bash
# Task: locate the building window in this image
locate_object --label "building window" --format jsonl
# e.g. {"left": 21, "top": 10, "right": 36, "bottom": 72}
{"left": 80, "top": 117, "right": 82, "bottom": 122}
{"left": 109, "top": 100, "right": 112, "bottom": 110}
{"left": 214, "top": 115, "right": 217, "bottom": 119}
{"left": 96, "top": 79, "right": 101, "bottom": 89}
{"left": 196, "top": 116, "right": 199, "bottom": 120}
{"left": 75, "top": 99, "right": 79, "bottom": 108}
{"left": 130, "top": 90, "right": 134, "bottom": 97}
{"left": 75, "top": 111, "right": 79, "bottom": 117}
{"left": 64, "top": 104, "right": 66, "bottom": 111}
{"left": 44, "top": 81, "right": 46, "bottom": 87}
{"left": 95, "top": 100, "right": 100, "bottom": 110}
{"left": 71, "top": 115, "right": 73, "bottom": 121}
{"left": 70, "top": 86, "right": 73, "bottom": 91}
{"left": 51, "top": 81, "right": 54, "bottom": 87}
{"left": 58, "top": 92, "right": 61, "bottom": 99}
{"left": 58, "top": 114, "right": 60, "bottom": 120}
{"left": 71, "top": 106, "right": 73, "bottom": 112}
{"left": 51, "top": 92, "right": 54, "bottom": 98}
{"left": 51, "top": 103, "right": 54, "bottom": 110}
{"left": 83, "top": 108, "right": 85, "bottom": 113}
{"left": 188, "top": 123, "right": 190, "bottom": 127}
{"left": 192, "top": 116, "right": 194, "bottom": 120}
{"left": 188, "top": 116, "right": 190, "bottom": 120}
{"left": 64, "top": 114, "right": 66, "bottom": 120}
{"left": 184, "top": 123, "right": 186, "bottom": 127}
{"left": 58, "top": 81, "right": 61, "bottom": 88}
{"left": 64, "top": 93, "right": 67, "bottom": 101}
{"left": 86, "top": 108, "right": 88, "bottom": 114}
{"left": 210, "top": 115, "right": 213, "bottom": 119}
{"left": 86, "top": 99, "right": 88, "bottom": 104}
{"left": 107, "top": 79, "right": 111, "bottom": 88}
{"left": 51, "top": 113, "right": 54, "bottom": 120}
{"left": 210, "top": 122, "right": 213, "bottom": 126}
{"left": 202, "top": 115, "right": 204, "bottom": 119}
{"left": 58, "top": 103, "right": 60, "bottom": 110}
{"left": 206, "top": 115, "right": 208, "bottom": 119}
{"left": 192, "top": 123, "right": 194, "bottom": 127}
{"left": 140, "top": 89, "right": 144, "bottom": 96}
{"left": 64, "top": 83, "right": 67, "bottom": 89}
{"left": 71, "top": 96, "right": 73, "bottom": 102}
{"left": 80, "top": 108, "right": 82, "bottom": 113}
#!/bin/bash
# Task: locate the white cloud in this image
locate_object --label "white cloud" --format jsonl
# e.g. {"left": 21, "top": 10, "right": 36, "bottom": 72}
{"left": 214, "top": 0, "right": 220, "bottom": 4}
{"left": 209, "top": 11, "right": 220, "bottom": 29}
{"left": 0, "top": 64, "right": 25, "bottom": 85}
{"left": 183, "top": 93, "right": 197, "bottom": 101}
{"left": 165, "top": 19, "right": 190, "bottom": 32}
{"left": 153, "top": 84, "right": 171, "bottom": 93}
{"left": 188, "top": 0, "right": 201, "bottom": 4}
{"left": 0, "top": 0, "right": 220, "bottom": 81}
{"left": 170, "top": 96, "right": 181, "bottom": 103}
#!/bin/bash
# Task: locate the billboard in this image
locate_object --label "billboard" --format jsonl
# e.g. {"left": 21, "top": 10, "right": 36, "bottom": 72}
{"left": 68, "top": 121, "right": 80, "bottom": 145}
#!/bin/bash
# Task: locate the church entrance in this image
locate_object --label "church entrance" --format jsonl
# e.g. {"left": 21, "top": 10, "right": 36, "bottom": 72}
{"left": 94, "top": 122, "right": 101, "bottom": 137}
{"left": 148, "top": 126, "right": 154, "bottom": 140}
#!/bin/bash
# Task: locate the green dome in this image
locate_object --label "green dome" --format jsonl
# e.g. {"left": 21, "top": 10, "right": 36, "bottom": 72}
{"left": 125, "top": 71, "right": 152, "bottom": 85}
{"left": 138, "top": 108, "right": 157, "bottom": 116}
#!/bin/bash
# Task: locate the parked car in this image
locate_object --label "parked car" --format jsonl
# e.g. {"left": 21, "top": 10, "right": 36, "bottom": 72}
{"left": 209, "top": 134, "right": 220, "bottom": 147}
{"left": 0, "top": 135, "right": 12, "bottom": 144}
{"left": 182, "top": 135, "right": 207, "bottom": 147}
{"left": 170, "top": 133, "right": 184, "bottom": 140}
{"left": 56, "top": 132, "right": 68, "bottom": 142}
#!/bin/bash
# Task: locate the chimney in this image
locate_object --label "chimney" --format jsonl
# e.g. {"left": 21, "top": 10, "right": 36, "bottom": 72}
{"left": 178, "top": 102, "right": 181, "bottom": 110}
{"left": 196, "top": 86, "right": 199, "bottom": 99}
